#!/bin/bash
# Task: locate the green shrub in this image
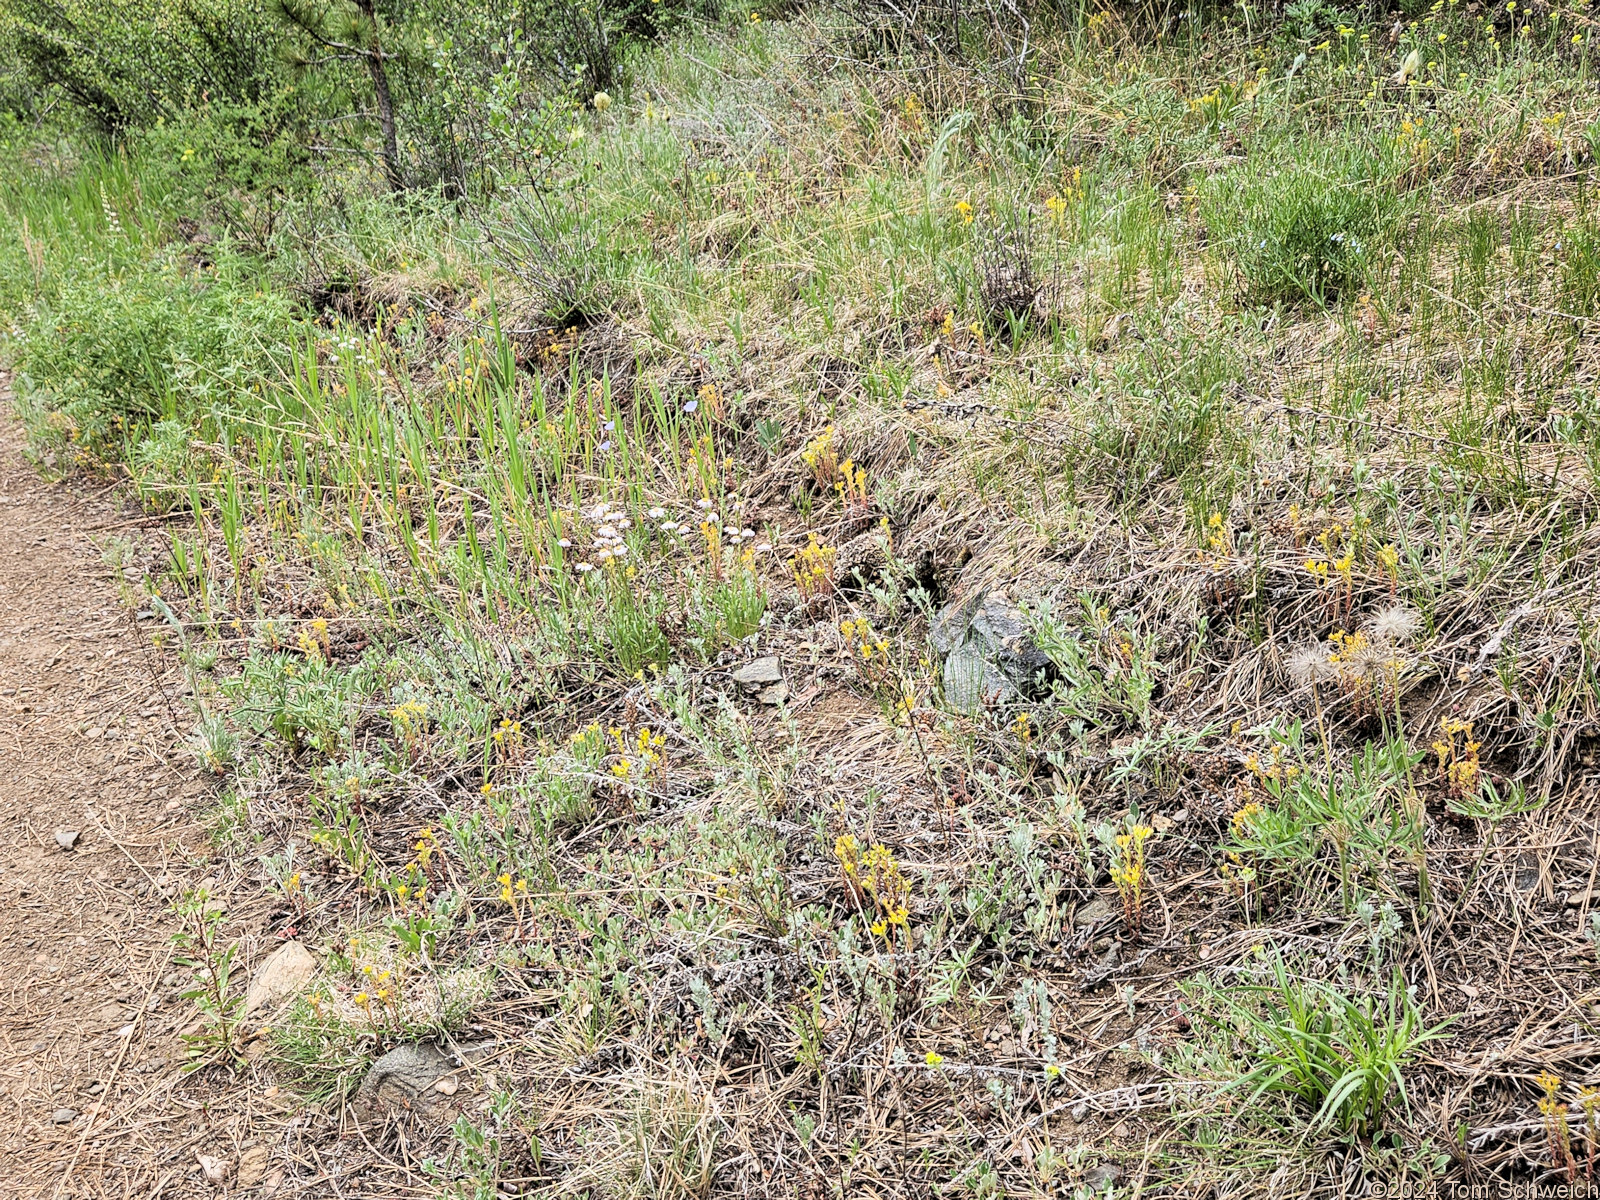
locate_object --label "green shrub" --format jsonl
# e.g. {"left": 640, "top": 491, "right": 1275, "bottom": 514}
{"left": 15, "top": 253, "right": 293, "bottom": 459}
{"left": 597, "top": 575, "right": 671, "bottom": 676}
{"left": 690, "top": 566, "right": 766, "bottom": 655}
{"left": 135, "top": 97, "right": 318, "bottom": 233}
{"left": 0, "top": 0, "right": 282, "bottom": 131}
{"left": 1, "top": 171, "right": 296, "bottom": 462}
{"left": 1205, "top": 148, "right": 1400, "bottom": 307}
{"left": 222, "top": 649, "right": 356, "bottom": 758}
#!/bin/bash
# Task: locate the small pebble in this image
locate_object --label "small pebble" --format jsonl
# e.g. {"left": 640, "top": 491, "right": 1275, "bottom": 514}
{"left": 51, "top": 1108, "right": 75, "bottom": 1125}
{"left": 54, "top": 830, "right": 80, "bottom": 851}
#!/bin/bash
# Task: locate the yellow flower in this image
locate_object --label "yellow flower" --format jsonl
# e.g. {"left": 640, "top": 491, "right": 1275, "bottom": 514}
{"left": 925, "top": 1051, "right": 944, "bottom": 1067}
{"left": 834, "top": 833, "right": 860, "bottom": 878}
{"left": 954, "top": 200, "right": 974, "bottom": 224}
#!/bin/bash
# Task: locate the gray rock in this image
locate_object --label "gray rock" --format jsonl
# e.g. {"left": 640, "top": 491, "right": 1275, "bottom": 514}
{"left": 755, "top": 682, "right": 789, "bottom": 706}
{"left": 358, "top": 1043, "right": 452, "bottom": 1117}
{"left": 1083, "top": 1163, "right": 1122, "bottom": 1190}
{"left": 931, "top": 591, "right": 1053, "bottom": 713}
{"left": 970, "top": 593, "right": 1055, "bottom": 695}
{"left": 929, "top": 592, "right": 983, "bottom": 657}
{"left": 1073, "top": 898, "right": 1116, "bottom": 927}
{"left": 731, "top": 656, "right": 782, "bottom": 687}
{"left": 54, "top": 830, "right": 79, "bottom": 851}
{"left": 51, "top": 1108, "right": 76, "bottom": 1124}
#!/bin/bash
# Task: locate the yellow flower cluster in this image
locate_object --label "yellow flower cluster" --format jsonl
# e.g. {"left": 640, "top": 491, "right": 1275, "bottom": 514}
{"left": 841, "top": 617, "right": 892, "bottom": 686}
{"left": 390, "top": 700, "right": 428, "bottom": 758}
{"left": 1205, "top": 512, "right": 1231, "bottom": 555}
{"left": 1243, "top": 746, "right": 1300, "bottom": 784}
{"left": 901, "top": 95, "right": 924, "bottom": 133}
{"left": 390, "top": 699, "right": 428, "bottom": 729}
{"left": 441, "top": 337, "right": 490, "bottom": 396}
{"left": 354, "top": 962, "right": 401, "bottom": 1026}
{"left": 800, "top": 424, "right": 859, "bottom": 496}
{"left": 793, "top": 533, "right": 837, "bottom": 599}
{"left": 1377, "top": 543, "right": 1400, "bottom": 590}
{"left": 1537, "top": 1070, "right": 1576, "bottom": 1174}
{"left": 1433, "top": 718, "right": 1481, "bottom": 799}
{"left": 835, "top": 834, "right": 911, "bottom": 940}
{"left": 1110, "top": 823, "right": 1154, "bottom": 928}
{"left": 569, "top": 721, "right": 606, "bottom": 763}
{"left": 1012, "top": 711, "right": 1033, "bottom": 747}
{"left": 610, "top": 726, "right": 665, "bottom": 780}
{"left": 491, "top": 717, "right": 524, "bottom": 762}
{"left": 498, "top": 872, "right": 532, "bottom": 938}
{"left": 1327, "top": 628, "right": 1369, "bottom": 667}
{"left": 296, "top": 618, "right": 330, "bottom": 662}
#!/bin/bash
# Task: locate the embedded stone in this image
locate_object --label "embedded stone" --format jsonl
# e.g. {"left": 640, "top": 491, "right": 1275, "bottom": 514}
{"left": 731, "top": 657, "right": 782, "bottom": 687}
{"left": 358, "top": 1043, "right": 452, "bottom": 1116}
{"left": 244, "top": 942, "right": 317, "bottom": 1017}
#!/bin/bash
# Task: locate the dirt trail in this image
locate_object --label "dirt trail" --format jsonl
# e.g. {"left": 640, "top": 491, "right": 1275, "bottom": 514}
{"left": 0, "top": 390, "right": 230, "bottom": 1197}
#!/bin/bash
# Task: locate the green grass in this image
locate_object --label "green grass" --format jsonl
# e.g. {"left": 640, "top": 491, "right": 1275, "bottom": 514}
{"left": 5, "top": 1, "right": 1600, "bottom": 1192}
{"left": 1178, "top": 947, "right": 1453, "bottom": 1137}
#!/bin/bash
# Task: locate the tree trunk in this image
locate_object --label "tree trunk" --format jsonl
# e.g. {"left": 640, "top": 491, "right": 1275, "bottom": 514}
{"left": 354, "top": 0, "right": 402, "bottom": 191}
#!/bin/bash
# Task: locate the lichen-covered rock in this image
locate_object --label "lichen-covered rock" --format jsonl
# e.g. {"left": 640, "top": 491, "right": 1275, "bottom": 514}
{"left": 932, "top": 590, "right": 1054, "bottom": 713}
{"left": 731, "top": 656, "right": 782, "bottom": 687}
{"left": 358, "top": 1043, "right": 452, "bottom": 1117}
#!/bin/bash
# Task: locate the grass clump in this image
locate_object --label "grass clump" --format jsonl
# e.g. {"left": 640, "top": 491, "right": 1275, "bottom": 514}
{"left": 1179, "top": 949, "right": 1451, "bottom": 1136}
{"left": 1206, "top": 147, "right": 1402, "bottom": 308}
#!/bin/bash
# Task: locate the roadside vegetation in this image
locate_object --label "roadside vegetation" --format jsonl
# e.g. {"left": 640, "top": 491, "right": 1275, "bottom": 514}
{"left": 4, "top": 0, "right": 1600, "bottom": 1192}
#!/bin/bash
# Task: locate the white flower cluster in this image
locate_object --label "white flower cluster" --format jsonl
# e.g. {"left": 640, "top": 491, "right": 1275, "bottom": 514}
{"left": 567, "top": 496, "right": 773, "bottom": 576}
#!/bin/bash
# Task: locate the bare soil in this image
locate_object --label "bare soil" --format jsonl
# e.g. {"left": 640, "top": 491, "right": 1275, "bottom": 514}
{"left": 0, "top": 390, "right": 241, "bottom": 1198}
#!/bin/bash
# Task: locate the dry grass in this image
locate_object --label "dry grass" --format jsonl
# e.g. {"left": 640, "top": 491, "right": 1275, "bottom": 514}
{"left": 7, "top": 3, "right": 1600, "bottom": 1195}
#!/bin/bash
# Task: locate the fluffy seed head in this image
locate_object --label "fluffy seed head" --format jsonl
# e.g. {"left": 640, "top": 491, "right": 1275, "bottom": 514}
{"left": 1369, "top": 605, "right": 1422, "bottom": 646}
{"left": 1285, "top": 643, "right": 1336, "bottom": 689}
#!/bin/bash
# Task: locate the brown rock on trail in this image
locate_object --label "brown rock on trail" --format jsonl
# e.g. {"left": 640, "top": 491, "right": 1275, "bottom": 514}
{"left": 0, "top": 389, "right": 235, "bottom": 1197}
